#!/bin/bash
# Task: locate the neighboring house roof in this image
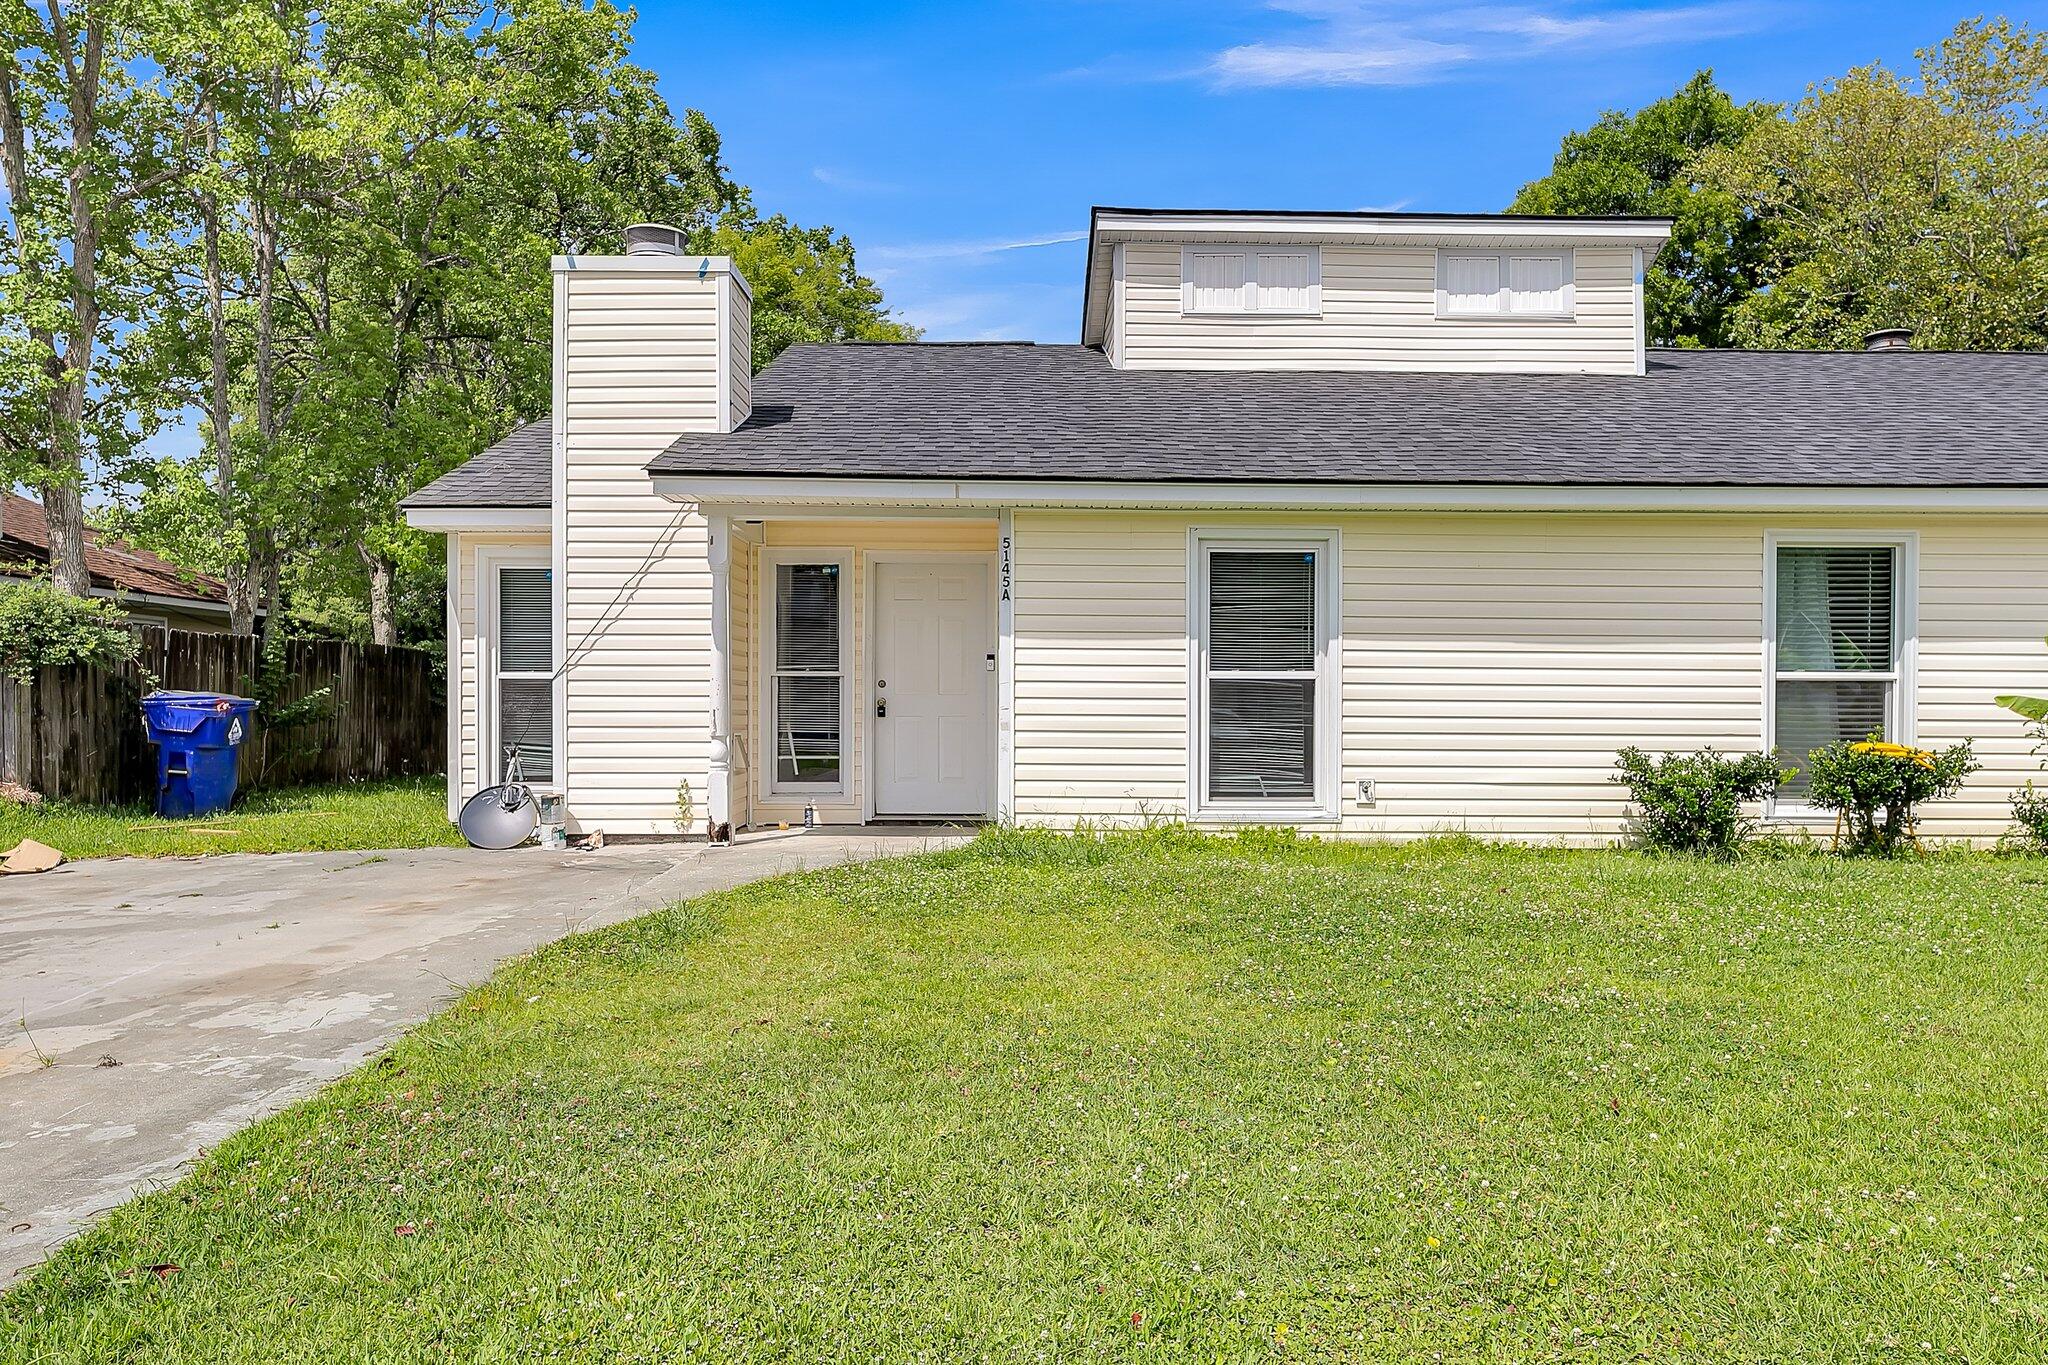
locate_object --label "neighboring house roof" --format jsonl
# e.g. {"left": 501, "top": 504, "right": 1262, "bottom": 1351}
{"left": 0, "top": 493, "right": 231, "bottom": 606}
{"left": 644, "top": 343, "right": 2048, "bottom": 488}
{"left": 402, "top": 421, "right": 554, "bottom": 508}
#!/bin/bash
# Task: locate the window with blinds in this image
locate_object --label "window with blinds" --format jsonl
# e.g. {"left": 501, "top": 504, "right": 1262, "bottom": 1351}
{"left": 1772, "top": 543, "right": 1902, "bottom": 800}
{"left": 495, "top": 564, "right": 553, "bottom": 783}
{"left": 1438, "top": 250, "right": 1573, "bottom": 317}
{"left": 771, "top": 560, "right": 844, "bottom": 788}
{"left": 1198, "top": 541, "right": 1330, "bottom": 808}
{"left": 1181, "top": 246, "right": 1321, "bottom": 315}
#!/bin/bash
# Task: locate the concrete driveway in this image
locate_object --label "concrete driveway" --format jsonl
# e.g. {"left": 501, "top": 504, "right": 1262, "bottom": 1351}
{"left": 0, "top": 829, "right": 959, "bottom": 1283}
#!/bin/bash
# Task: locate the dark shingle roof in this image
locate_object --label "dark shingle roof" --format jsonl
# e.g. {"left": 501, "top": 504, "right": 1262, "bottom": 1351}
{"left": 1, "top": 493, "right": 229, "bottom": 604}
{"left": 402, "top": 421, "right": 553, "bottom": 507}
{"left": 648, "top": 343, "right": 2048, "bottom": 487}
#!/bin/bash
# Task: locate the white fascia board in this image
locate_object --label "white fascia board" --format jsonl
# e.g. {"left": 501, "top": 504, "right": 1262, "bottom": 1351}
{"left": 403, "top": 506, "right": 552, "bottom": 532}
{"left": 1091, "top": 212, "right": 1672, "bottom": 250}
{"left": 549, "top": 252, "right": 752, "bottom": 300}
{"left": 655, "top": 474, "right": 2048, "bottom": 516}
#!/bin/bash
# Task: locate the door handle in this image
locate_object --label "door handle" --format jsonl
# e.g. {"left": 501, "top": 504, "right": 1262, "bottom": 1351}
{"left": 876, "top": 697, "right": 887, "bottom": 719}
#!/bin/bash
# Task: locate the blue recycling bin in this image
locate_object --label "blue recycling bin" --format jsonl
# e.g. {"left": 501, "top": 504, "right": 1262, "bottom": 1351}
{"left": 141, "top": 691, "right": 260, "bottom": 818}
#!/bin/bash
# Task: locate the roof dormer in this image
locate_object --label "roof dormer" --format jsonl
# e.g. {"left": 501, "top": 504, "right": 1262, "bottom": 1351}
{"left": 1082, "top": 207, "right": 1672, "bottom": 376}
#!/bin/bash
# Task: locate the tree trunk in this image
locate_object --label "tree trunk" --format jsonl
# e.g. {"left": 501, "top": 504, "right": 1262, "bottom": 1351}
{"left": 365, "top": 550, "right": 397, "bottom": 646}
{"left": 36, "top": 479, "right": 93, "bottom": 596}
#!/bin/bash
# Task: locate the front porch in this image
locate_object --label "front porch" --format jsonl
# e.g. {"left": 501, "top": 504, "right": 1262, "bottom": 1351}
{"left": 704, "top": 511, "right": 1006, "bottom": 836}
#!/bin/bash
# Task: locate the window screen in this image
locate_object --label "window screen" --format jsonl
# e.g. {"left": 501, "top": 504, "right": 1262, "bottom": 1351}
{"left": 773, "top": 562, "right": 843, "bottom": 786}
{"left": 1204, "top": 549, "right": 1320, "bottom": 804}
{"left": 496, "top": 565, "right": 553, "bottom": 783}
{"left": 1774, "top": 545, "right": 1899, "bottom": 799}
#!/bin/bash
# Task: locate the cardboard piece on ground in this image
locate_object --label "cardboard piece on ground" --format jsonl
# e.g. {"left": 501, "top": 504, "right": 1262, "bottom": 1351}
{"left": 0, "top": 839, "right": 64, "bottom": 874}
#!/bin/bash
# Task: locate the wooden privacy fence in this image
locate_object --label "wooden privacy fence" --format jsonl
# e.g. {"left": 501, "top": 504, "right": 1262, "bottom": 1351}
{"left": 0, "top": 627, "right": 442, "bottom": 805}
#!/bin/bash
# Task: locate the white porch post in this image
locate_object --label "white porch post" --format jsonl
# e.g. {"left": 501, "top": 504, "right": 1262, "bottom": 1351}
{"left": 997, "top": 509, "right": 1016, "bottom": 821}
{"left": 706, "top": 509, "right": 731, "bottom": 838}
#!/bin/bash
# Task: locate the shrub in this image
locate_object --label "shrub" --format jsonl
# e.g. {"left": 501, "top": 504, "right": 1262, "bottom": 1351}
{"left": 1803, "top": 733, "right": 1978, "bottom": 856}
{"left": 2010, "top": 780, "right": 2048, "bottom": 854}
{"left": 0, "top": 578, "right": 139, "bottom": 683}
{"left": 1612, "top": 746, "right": 1789, "bottom": 858}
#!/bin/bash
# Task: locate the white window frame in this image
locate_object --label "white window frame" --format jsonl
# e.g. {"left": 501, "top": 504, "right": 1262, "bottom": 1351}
{"left": 1187, "top": 527, "right": 1342, "bottom": 823}
{"left": 1763, "top": 529, "right": 1918, "bottom": 819}
{"left": 1180, "top": 244, "right": 1322, "bottom": 317}
{"left": 477, "top": 545, "right": 556, "bottom": 790}
{"left": 1435, "top": 248, "right": 1576, "bottom": 320}
{"left": 758, "top": 547, "right": 853, "bottom": 800}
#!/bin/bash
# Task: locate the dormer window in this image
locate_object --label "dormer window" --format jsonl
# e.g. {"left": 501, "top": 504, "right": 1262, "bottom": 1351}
{"left": 1436, "top": 249, "right": 1575, "bottom": 320}
{"left": 1180, "top": 246, "right": 1321, "bottom": 316}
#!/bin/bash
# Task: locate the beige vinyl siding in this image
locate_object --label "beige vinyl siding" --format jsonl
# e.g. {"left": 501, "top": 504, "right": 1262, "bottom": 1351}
{"left": 728, "top": 287, "right": 752, "bottom": 432}
{"left": 1010, "top": 510, "right": 2048, "bottom": 843}
{"left": 1116, "top": 242, "right": 1640, "bottom": 374}
{"left": 451, "top": 531, "right": 550, "bottom": 815}
{"left": 752, "top": 519, "right": 999, "bottom": 826}
{"left": 560, "top": 267, "right": 724, "bottom": 834}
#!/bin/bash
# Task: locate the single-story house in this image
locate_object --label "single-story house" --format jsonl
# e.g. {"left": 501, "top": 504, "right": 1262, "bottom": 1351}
{"left": 403, "top": 207, "right": 2048, "bottom": 843}
{"left": 2, "top": 492, "right": 240, "bottom": 633}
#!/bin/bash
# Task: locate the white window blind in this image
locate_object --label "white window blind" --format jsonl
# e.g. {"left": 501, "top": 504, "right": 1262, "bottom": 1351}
{"left": 495, "top": 565, "right": 553, "bottom": 783}
{"left": 1439, "top": 250, "right": 1572, "bottom": 317}
{"left": 1508, "top": 254, "right": 1567, "bottom": 313}
{"left": 772, "top": 562, "right": 843, "bottom": 787}
{"left": 1773, "top": 545, "right": 1899, "bottom": 800}
{"left": 1441, "top": 255, "right": 1503, "bottom": 314}
{"left": 1203, "top": 548, "right": 1321, "bottom": 804}
{"left": 1254, "top": 252, "right": 1313, "bottom": 312}
{"left": 1187, "top": 252, "right": 1249, "bottom": 312}
{"left": 1182, "top": 246, "right": 1319, "bottom": 314}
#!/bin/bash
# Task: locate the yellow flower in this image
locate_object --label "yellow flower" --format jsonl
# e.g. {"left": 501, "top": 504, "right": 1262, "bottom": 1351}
{"left": 1850, "top": 741, "right": 1936, "bottom": 770}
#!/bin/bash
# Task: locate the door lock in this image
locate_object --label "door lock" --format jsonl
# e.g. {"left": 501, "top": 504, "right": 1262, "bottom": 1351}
{"left": 876, "top": 697, "right": 887, "bottom": 719}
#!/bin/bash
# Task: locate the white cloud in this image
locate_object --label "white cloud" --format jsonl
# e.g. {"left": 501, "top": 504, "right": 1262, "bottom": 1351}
{"left": 811, "top": 166, "right": 902, "bottom": 194}
{"left": 865, "top": 230, "right": 1088, "bottom": 264}
{"left": 1205, "top": 0, "right": 1771, "bottom": 89}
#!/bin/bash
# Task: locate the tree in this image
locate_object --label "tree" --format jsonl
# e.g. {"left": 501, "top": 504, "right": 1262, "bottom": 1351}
{"left": 1509, "top": 71, "right": 1778, "bottom": 348}
{"left": 1694, "top": 18, "right": 2048, "bottom": 351}
{"left": 0, "top": 0, "right": 204, "bottom": 595}
{"left": 703, "top": 203, "right": 918, "bottom": 368}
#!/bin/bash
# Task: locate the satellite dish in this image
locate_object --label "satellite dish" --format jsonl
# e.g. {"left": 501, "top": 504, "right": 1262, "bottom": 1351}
{"left": 460, "top": 783, "right": 537, "bottom": 850}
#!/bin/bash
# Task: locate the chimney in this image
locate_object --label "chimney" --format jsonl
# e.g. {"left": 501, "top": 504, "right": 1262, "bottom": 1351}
{"left": 1864, "top": 327, "right": 1914, "bottom": 353}
{"left": 623, "top": 222, "right": 685, "bottom": 257}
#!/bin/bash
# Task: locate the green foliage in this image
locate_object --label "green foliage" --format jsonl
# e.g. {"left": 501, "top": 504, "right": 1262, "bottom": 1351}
{"left": 0, "top": 579, "right": 140, "bottom": 683}
{"left": 702, "top": 209, "right": 919, "bottom": 368}
{"left": 1612, "top": 745, "right": 1789, "bottom": 858}
{"left": 1803, "top": 733, "right": 1979, "bottom": 855}
{"left": 1694, "top": 18, "right": 2048, "bottom": 351}
{"left": 1510, "top": 71, "right": 1778, "bottom": 347}
{"left": 2010, "top": 778, "right": 2048, "bottom": 854}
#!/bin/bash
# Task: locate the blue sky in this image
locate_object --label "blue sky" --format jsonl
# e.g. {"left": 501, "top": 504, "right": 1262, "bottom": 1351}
{"left": 635, "top": 0, "right": 2042, "bottom": 343}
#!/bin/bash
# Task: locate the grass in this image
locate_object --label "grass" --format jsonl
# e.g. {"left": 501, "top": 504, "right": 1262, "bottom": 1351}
{"left": 6, "top": 828, "right": 2048, "bottom": 1361}
{"left": 0, "top": 777, "right": 461, "bottom": 860}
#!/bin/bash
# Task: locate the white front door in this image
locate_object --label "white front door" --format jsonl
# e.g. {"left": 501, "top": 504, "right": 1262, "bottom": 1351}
{"left": 872, "top": 558, "right": 993, "bottom": 817}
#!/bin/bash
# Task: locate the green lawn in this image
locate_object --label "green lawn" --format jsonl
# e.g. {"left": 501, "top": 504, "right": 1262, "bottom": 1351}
{"left": 6, "top": 830, "right": 2047, "bottom": 1361}
{"left": 0, "top": 777, "right": 460, "bottom": 860}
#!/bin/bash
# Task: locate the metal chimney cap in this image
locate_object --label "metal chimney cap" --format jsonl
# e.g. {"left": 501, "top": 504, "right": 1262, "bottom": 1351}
{"left": 623, "top": 223, "right": 686, "bottom": 256}
{"left": 1864, "top": 327, "right": 1914, "bottom": 352}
